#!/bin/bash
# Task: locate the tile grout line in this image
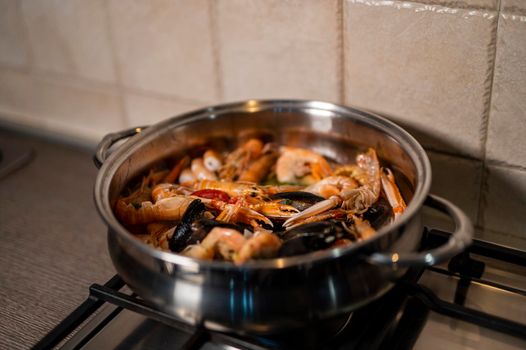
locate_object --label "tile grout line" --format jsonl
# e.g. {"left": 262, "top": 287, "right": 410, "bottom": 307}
{"left": 0, "top": 62, "right": 213, "bottom": 107}
{"left": 475, "top": 224, "right": 526, "bottom": 244}
{"left": 24, "top": 66, "right": 116, "bottom": 91}
{"left": 349, "top": 0, "right": 498, "bottom": 13}
{"left": 486, "top": 160, "right": 526, "bottom": 172}
{"left": 425, "top": 151, "right": 526, "bottom": 173}
{"left": 408, "top": 1, "right": 497, "bottom": 11}
{"left": 338, "top": 0, "right": 345, "bottom": 104}
{"left": 122, "top": 86, "right": 213, "bottom": 106}
{"left": 102, "top": 0, "right": 128, "bottom": 129}
{"left": 502, "top": 6, "right": 526, "bottom": 17}
{"left": 423, "top": 146, "right": 482, "bottom": 163}
{"left": 0, "top": 62, "right": 30, "bottom": 75}
{"left": 208, "top": 0, "right": 224, "bottom": 102}
{"left": 475, "top": 0, "right": 502, "bottom": 231}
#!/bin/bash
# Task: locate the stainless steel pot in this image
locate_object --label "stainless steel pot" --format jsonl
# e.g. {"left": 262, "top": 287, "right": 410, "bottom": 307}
{"left": 93, "top": 100, "right": 473, "bottom": 334}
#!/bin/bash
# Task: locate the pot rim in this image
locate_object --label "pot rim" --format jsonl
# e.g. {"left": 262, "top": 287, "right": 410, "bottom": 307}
{"left": 94, "top": 99, "right": 432, "bottom": 270}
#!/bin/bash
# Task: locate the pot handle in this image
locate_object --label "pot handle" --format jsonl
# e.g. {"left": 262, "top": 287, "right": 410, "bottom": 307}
{"left": 368, "top": 194, "right": 473, "bottom": 267}
{"left": 93, "top": 126, "right": 148, "bottom": 169}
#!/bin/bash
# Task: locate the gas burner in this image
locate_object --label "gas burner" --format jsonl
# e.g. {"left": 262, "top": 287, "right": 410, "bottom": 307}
{"left": 34, "top": 230, "right": 526, "bottom": 350}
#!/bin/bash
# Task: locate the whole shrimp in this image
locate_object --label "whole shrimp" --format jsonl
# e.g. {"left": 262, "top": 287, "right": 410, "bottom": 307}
{"left": 192, "top": 179, "right": 265, "bottom": 198}
{"left": 238, "top": 152, "right": 277, "bottom": 183}
{"left": 275, "top": 146, "right": 332, "bottom": 184}
{"left": 115, "top": 195, "right": 197, "bottom": 225}
{"left": 283, "top": 148, "right": 381, "bottom": 229}
{"left": 182, "top": 227, "right": 282, "bottom": 265}
{"left": 234, "top": 230, "right": 282, "bottom": 265}
{"left": 203, "top": 150, "right": 223, "bottom": 172}
{"left": 304, "top": 176, "right": 358, "bottom": 199}
{"left": 182, "top": 227, "right": 247, "bottom": 261}
{"left": 219, "top": 138, "right": 264, "bottom": 181}
{"left": 153, "top": 181, "right": 297, "bottom": 227}
{"left": 151, "top": 183, "right": 193, "bottom": 202}
{"left": 191, "top": 158, "right": 218, "bottom": 180}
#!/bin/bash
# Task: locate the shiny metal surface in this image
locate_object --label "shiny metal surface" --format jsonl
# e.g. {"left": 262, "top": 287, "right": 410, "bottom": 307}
{"left": 93, "top": 100, "right": 472, "bottom": 332}
{"left": 369, "top": 194, "right": 472, "bottom": 267}
{"left": 61, "top": 246, "right": 526, "bottom": 350}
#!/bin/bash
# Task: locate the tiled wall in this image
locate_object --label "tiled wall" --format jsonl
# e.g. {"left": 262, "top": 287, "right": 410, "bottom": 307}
{"left": 0, "top": 0, "right": 524, "bottom": 248}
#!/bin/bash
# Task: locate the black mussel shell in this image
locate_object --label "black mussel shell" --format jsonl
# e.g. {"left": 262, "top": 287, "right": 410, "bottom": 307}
{"left": 270, "top": 191, "right": 325, "bottom": 211}
{"left": 362, "top": 198, "right": 392, "bottom": 229}
{"left": 279, "top": 221, "right": 345, "bottom": 257}
{"left": 169, "top": 199, "right": 205, "bottom": 252}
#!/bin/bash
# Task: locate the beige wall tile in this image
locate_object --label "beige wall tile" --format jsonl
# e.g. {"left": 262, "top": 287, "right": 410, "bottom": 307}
{"left": 0, "top": 69, "right": 38, "bottom": 125}
{"left": 486, "top": 10, "right": 526, "bottom": 168}
{"left": 108, "top": 0, "right": 217, "bottom": 101}
{"left": 426, "top": 151, "right": 482, "bottom": 224}
{"left": 477, "top": 230, "right": 526, "bottom": 251}
{"left": 217, "top": 0, "right": 340, "bottom": 102}
{"left": 501, "top": 0, "right": 526, "bottom": 13}
{"left": 344, "top": 1, "right": 496, "bottom": 159}
{"left": 21, "top": 0, "right": 116, "bottom": 83}
{"left": 124, "top": 93, "right": 207, "bottom": 127}
{"left": 482, "top": 165, "right": 526, "bottom": 248}
{"left": 0, "top": 69, "right": 124, "bottom": 142}
{"left": 417, "top": 0, "right": 498, "bottom": 10}
{"left": 0, "top": 0, "right": 29, "bottom": 68}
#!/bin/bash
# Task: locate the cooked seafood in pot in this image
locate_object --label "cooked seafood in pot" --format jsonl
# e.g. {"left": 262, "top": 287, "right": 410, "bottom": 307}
{"left": 114, "top": 138, "right": 408, "bottom": 265}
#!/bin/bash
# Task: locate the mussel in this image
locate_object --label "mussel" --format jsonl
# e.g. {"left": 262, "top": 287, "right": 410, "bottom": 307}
{"left": 278, "top": 221, "right": 347, "bottom": 257}
{"left": 169, "top": 199, "right": 250, "bottom": 253}
{"left": 362, "top": 198, "right": 392, "bottom": 229}
{"left": 168, "top": 199, "right": 209, "bottom": 252}
{"left": 270, "top": 191, "right": 325, "bottom": 211}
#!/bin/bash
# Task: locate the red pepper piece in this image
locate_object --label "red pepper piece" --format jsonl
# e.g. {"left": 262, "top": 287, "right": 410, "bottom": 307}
{"left": 191, "top": 189, "right": 230, "bottom": 202}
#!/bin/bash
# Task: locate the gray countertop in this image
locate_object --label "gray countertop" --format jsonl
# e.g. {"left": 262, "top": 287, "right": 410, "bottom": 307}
{"left": 0, "top": 128, "right": 115, "bottom": 349}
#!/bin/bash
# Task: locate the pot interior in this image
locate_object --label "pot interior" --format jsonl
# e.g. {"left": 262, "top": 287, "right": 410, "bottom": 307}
{"left": 103, "top": 101, "right": 426, "bottom": 237}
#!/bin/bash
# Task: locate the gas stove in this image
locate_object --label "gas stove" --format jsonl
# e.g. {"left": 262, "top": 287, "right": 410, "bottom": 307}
{"left": 34, "top": 229, "right": 526, "bottom": 350}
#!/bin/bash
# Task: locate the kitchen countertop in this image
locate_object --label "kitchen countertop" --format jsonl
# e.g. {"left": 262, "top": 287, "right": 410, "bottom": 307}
{"left": 0, "top": 127, "right": 115, "bottom": 349}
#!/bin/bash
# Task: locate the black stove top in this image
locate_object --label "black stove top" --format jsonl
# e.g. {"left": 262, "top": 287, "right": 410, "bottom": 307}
{"left": 34, "top": 229, "right": 526, "bottom": 350}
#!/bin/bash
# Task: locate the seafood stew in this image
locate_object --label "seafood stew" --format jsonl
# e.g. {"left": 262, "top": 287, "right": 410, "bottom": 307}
{"left": 114, "top": 137, "right": 409, "bottom": 265}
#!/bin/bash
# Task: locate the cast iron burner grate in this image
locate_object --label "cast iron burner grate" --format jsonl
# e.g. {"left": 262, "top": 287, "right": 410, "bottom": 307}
{"left": 33, "top": 230, "right": 526, "bottom": 350}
